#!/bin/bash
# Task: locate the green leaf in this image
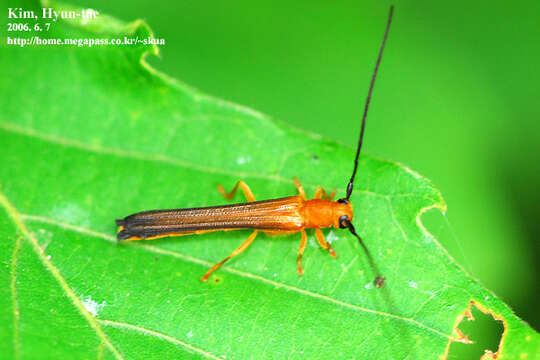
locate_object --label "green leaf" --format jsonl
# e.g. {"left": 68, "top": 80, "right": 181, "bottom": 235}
{"left": 1, "top": 1, "right": 539, "bottom": 359}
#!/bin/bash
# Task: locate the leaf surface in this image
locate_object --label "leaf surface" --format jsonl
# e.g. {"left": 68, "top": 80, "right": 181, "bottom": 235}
{"left": 1, "top": 1, "right": 539, "bottom": 359}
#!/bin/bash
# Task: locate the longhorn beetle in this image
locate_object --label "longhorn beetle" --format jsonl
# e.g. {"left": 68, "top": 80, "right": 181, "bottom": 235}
{"left": 116, "top": 5, "right": 394, "bottom": 286}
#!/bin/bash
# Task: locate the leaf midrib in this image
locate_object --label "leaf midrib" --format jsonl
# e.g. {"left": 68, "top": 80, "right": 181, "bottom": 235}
{"left": 0, "top": 119, "right": 453, "bottom": 347}
{"left": 19, "top": 213, "right": 453, "bottom": 341}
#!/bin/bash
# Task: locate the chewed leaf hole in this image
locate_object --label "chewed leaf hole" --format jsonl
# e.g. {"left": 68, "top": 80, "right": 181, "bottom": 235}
{"left": 444, "top": 302, "right": 505, "bottom": 360}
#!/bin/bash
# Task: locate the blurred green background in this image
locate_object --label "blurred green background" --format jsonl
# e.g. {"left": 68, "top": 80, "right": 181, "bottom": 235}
{"left": 72, "top": 0, "right": 540, "bottom": 339}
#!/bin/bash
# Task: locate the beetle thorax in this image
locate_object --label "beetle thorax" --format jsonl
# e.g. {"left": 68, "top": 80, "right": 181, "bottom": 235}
{"left": 301, "top": 199, "right": 353, "bottom": 229}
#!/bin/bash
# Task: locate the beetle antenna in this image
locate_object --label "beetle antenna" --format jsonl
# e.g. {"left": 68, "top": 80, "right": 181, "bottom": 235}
{"left": 346, "top": 4, "right": 394, "bottom": 200}
{"left": 342, "top": 219, "right": 385, "bottom": 287}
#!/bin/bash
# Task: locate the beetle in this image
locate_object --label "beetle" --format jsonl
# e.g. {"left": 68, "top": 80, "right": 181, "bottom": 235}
{"left": 116, "top": 5, "right": 394, "bottom": 286}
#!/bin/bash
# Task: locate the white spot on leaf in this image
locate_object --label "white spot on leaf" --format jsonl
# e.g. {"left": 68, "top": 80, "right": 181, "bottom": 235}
{"left": 50, "top": 203, "right": 89, "bottom": 227}
{"left": 364, "top": 282, "right": 373, "bottom": 290}
{"left": 236, "top": 156, "right": 251, "bottom": 165}
{"left": 326, "top": 230, "right": 338, "bottom": 244}
{"left": 81, "top": 295, "right": 106, "bottom": 316}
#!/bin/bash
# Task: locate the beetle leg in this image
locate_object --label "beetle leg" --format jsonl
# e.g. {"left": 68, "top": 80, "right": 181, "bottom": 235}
{"left": 327, "top": 190, "right": 336, "bottom": 201}
{"left": 297, "top": 229, "right": 307, "bottom": 275}
{"left": 293, "top": 178, "right": 306, "bottom": 201}
{"left": 315, "top": 228, "right": 337, "bottom": 258}
{"left": 217, "top": 180, "right": 256, "bottom": 202}
{"left": 314, "top": 187, "right": 336, "bottom": 200}
{"left": 201, "top": 230, "right": 258, "bottom": 281}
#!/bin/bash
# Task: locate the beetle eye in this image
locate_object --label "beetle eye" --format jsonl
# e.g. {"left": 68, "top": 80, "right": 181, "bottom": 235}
{"left": 337, "top": 198, "right": 349, "bottom": 204}
{"left": 339, "top": 215, "right": 349, "bottom": 228}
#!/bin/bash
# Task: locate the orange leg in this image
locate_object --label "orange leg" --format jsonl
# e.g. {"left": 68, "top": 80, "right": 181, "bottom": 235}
{"left": 297, "top": 229, "right": 307, "bottom": 275}
{"left": 293, "top": 178, "right": 306, "bottom": 200}
{"left": 201, "top": 230, "right": 259, "bottom": 281}
{"left": 314, "top": 187, "right": 336, "bottom": 200}
{"left": 315, "top": 228, "right": 337, "bottom": 258}
{"left": 217, "top": 180, "right": 256, "bottom": 202}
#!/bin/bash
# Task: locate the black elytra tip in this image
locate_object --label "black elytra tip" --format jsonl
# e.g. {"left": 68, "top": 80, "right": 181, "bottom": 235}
{"left": 116, "top": 229, "right": 132, "bottom": 241}
{"left": 115, "top": 218, "right": 126, "bottom": 227}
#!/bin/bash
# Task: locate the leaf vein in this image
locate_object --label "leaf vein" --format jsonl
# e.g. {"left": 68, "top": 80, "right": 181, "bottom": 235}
{"left": 21, "top": 213, "right": 453, "bottom": 340}
{"left": 387, "top": 198, "right": 410, "bottom": 243}
{"left": 97, "top": 319, "right": 222, "bottom": 360}
{"left": 0, "top": 193, "right": 125, "bottom": 360}
{"left": 0, "top": 121, "right": 441, "bottom": 199}
{"left": 10, "top": 235, "right": 21, "bottom": 360}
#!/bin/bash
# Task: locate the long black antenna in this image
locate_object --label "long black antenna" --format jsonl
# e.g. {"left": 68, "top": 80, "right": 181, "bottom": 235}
{"left": 346, "top": 4, "right": 394, "bottom": 200}
{"left": 342, "top": 219, "right": 385, "bottom": 287}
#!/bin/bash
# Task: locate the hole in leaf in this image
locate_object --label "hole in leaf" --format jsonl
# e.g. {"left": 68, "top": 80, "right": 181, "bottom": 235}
{"left": 447, "top": 302, "right": 505, "bottom": 359}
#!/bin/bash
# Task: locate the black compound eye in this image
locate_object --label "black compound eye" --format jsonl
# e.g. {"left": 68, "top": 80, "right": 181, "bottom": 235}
{"left": 339, "top": 215, "right": 349, "bottom": 228}
{"left": 337, "top": 198, "right": 349, "bottom": 204}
